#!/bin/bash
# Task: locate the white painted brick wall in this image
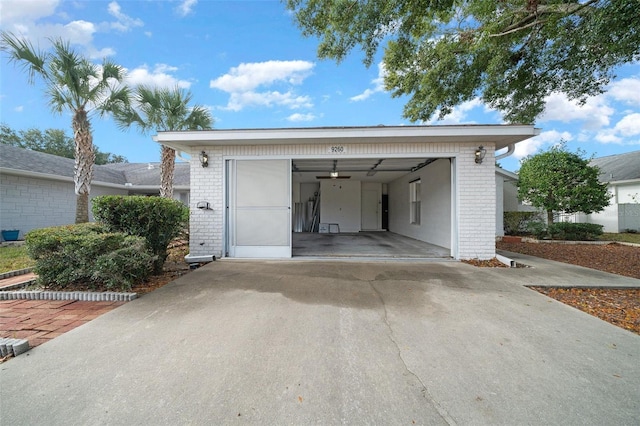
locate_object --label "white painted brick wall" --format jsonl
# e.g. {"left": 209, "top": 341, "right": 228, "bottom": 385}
{"left": 456, "top": 145, "right": 496, "bottom": 259}
{"left": 188, "top": 146, "right": 223, "bottom": 257}
{"left": 187, "top": 141, "right": 498, "bottom": 260}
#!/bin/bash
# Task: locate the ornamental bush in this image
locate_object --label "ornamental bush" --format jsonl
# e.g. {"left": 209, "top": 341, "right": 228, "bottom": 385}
{"left": 527, "top": 222, "right": 604, "bottom": 241}
{"left": 92, "top": 196, "right": 188, "bottom": 274}
{"left": 25, "top": 223, "right": 153, "bottom": 291}
{"left": 547, "top": 223, "right": 604, "bottom": 241}
{"left": 503, "top": 211, "right": 543, "bottom": 236}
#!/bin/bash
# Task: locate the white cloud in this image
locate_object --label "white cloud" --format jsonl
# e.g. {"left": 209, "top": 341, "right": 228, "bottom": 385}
{"left": 0, "top": 0, "right": 143, "bottom": 59}
{"left": 210, "top": 60, "right": 315, "bottom": 111}
{"left": 608, "top": 78, "right": 640, "bottom": 106}
{"left": 176, "top": 0, "right": 198, "bottom": 17}
{"left": 539, "top": 92, "right": 614, "bottom": 130}
{"left": 14, "top": 106, "right": 24, "bottom": 112}
{"left": 210, "top": 60, "right": 314, "bottom": 92}
{"left": 350, "top": 62, "right": 386, "bottom": 102}
{"left": 0, "top": 0, "right": 59, "bottom": 26}
{"left": 513, "top": 130, "right": 573, "bottom": 160}
{"left": 424, "top": 98, "right": 487, "bottom": 125}
{"left": 287, "top": 113, "right": 317, "bottom": 122}
{"left": 62, "top": 20, "right": 97, "bottom": 44}
{"left": 614, "top": 113, "right": 640, "bottom": 137}
{"left": 107, "top": 1, "right": 143, "bottom": 32}
{"left": 226, "top": 91, "right": 312, "bottom": 112}
{"left": 595, "top": 113, "right": 640, "bottom": 144}
{"left": 126, "top": 64, "right": 192, "bottom": 89}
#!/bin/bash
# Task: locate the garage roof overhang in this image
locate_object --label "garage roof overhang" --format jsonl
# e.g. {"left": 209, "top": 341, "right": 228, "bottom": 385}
{"left": 153, "top": 124, "right": 540, "bottom": 152}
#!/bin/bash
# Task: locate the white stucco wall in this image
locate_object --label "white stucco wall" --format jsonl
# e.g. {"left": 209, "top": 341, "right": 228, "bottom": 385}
{"left": 186, "top": 141, "right": 496, "bottom": 260}
{"left": 580, "top": 204, "right": 619, "bottom": 233}
{"left": 580, "top": 181, "right": 640, "bottom": 232}
{"left": 320, "top": 180, "right": 361, "bottom": 232}
{"left": 615, "top": 182, "right": 640, "bottom": 204}
{"left": 0, "top": 173, "right": 128, "bottom": 240}
{"left": 388, "top": 158, "right": 452, "bottom": 249}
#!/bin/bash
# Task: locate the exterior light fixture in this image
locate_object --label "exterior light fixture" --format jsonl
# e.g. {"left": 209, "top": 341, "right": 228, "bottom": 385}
{"left": 199, "top": 151, "right": 209, "bottom": 168}
{"left": 475, "top": 146, "right": 486, "bottom": 164}
{"left": 330, "top": 159, "right": 338, "bottom": 178}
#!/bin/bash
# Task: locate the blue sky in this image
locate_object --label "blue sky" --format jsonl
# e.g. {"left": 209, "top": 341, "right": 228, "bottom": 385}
{"left": 1, "top": 0, "right": 639, "bottom": 172}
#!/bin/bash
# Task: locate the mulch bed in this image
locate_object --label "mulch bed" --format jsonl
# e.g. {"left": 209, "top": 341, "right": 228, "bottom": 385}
{"left": 530, "top": 287, "right": 640, "bottom": 335}
{"left": 461, "top": 258, "right": 506, "bottom": 268}
{"left": 497, "top": 241, "right": 640, "bottom": 335}
{"left": 497, "top": 241, "right": 640, "bottom": 279}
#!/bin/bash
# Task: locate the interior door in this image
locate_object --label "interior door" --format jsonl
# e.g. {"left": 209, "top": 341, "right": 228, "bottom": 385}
{"left": 228, "top": 159, "right": 291, "bottom": 258}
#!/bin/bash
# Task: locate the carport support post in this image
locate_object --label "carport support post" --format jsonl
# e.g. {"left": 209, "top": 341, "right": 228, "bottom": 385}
{"left": 456, "top": 144, "right": 496, "bottom": 260}
{"left": 188, "top": 146, "right": 223, "bottom": 260}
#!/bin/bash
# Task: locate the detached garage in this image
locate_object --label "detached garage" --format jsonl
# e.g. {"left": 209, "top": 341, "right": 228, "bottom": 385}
{"left": 154, "top": 125, "right": 538, "bottom": 261}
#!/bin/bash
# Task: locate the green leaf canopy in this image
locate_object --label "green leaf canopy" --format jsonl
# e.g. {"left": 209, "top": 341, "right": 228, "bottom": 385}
{"left": 286, "top": 0, "right": 640, "bottom": 123}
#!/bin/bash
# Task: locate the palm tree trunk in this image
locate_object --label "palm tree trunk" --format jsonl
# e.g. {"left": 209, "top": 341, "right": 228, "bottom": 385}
{"left": 160, "top": 145, "right": 176, "bottom": 198}
{"left": 73, "top": 108, "right": 94, "bottom": 223}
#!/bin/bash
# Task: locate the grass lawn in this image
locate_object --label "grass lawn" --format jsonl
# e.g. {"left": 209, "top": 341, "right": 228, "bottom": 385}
{"left": 0, "top": 245, "right": 35, "bottom": 273}
{"left": 601, "top": 233, "right": 640, "bottom": 244}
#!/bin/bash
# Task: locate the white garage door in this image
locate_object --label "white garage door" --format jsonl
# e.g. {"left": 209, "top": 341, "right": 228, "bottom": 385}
{"left": 227, "top": 159, "right": 291, "bottom": 258}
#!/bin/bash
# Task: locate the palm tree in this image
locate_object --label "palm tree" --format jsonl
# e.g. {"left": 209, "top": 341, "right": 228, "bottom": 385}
{"left": 113, "top": 85, "right": 213, "bottom": 198}
{"left": 1, "top": 32, "right": 129, "bottom": 223}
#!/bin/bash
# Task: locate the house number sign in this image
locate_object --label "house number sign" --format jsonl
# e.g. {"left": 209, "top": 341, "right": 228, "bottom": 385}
{"left": 328, "top": 145, "right": 346, "bottom": 154}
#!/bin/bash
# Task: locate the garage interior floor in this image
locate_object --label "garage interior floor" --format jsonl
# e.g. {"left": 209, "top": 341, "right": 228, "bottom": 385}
{"left": 292, "top": 231, "right": 451, "bottom": 258}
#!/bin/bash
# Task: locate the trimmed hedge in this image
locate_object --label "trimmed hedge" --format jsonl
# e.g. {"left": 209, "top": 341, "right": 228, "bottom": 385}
{"left": 530, "top": 222, "right": 604, "bottom": 241}
{"left": 25, "top": 223, "right": 154, "bottom": 291}
{"left": 92, "top": 196, "right": 188, "bottom": 274}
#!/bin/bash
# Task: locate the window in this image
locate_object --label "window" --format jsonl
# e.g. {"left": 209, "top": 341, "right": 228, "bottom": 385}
{"left": 409, "top": 179, "right": 421, "bottom": 225}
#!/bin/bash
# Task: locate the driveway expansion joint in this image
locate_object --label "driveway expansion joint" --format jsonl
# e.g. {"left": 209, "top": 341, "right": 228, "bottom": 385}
{"left": 368, "top": 280, "right": 457, "bottom": 426}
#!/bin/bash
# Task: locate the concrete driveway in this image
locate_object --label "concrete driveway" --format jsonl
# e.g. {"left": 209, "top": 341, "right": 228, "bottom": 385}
{"left": 1, "top": 259, "right": 639, "bottom": 425}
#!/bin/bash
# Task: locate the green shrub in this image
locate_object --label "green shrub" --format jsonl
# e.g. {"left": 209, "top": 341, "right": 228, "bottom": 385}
{"left": 91, "top": 237, "right": 154, "bottom": 289}
{"left": 25, "top": 224, "right": 154, "bottom": 290}
{"left": 547, "top": 222, "right": 604, "bottom": 241}
{"left": 503, "top": 211, "right": 542, "bottom": 235}
{"left": 527, "top": 220, "right": 548, "bottom": 239}
{"left": 92, "top": 196, "right": 188, "bottom": 274}
{"left": 527, "top": 222, "right": 604, "bottom": 241}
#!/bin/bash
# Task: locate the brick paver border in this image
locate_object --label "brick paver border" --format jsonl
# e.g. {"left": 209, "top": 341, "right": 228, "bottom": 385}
{"left": 0, "top": 299, "right": 126, "bottom": 349}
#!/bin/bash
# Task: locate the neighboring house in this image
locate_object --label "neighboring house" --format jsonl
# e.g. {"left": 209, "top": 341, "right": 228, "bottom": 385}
{"left": 575, "top": 150, "right": 640, "bottom": 232}
{"left": 496, "top": 167, "right": 542, "bottom": 236}
{"left": 154, "top": 124, "right": 538, "bottom": 261}
{"left": 499, "top": 150, "right": 640, "bottom": 233}
{"left": 0, "top": 144, "right": 189, "bottom": 240}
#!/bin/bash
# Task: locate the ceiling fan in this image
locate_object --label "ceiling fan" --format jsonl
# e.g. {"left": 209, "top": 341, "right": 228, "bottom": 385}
{"left": 316, "top": 160, "right": 351, "bottom": 179}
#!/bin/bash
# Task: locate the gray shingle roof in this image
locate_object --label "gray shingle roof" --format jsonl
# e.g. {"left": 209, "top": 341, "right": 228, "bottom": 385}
{"left": 0, "top": 144, "right": 189, "bottom": 186}
{"left": 590, "top": 150, "right": 640, "bottom": 182}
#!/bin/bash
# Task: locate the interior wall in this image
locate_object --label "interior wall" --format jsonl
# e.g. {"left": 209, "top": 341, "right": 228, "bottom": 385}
{"left": 320, "top": 180, "right": 361, "bottom": 232}
{"left": 292, "top": 182, "right": 319, "bottom": 231}
{"left": 300, "top": 183, "right": 319, "bottom": 203}
{"left": 388, "top": 159, "right": 451, "bottom": 249}
{"left": 361, "top": 181, "right": 382, "bottom": 230}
